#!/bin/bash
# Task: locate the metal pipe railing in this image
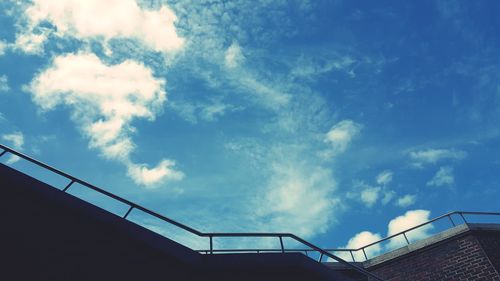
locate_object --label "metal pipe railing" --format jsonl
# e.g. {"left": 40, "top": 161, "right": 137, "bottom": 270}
{"left": 0, "top": 144, "right": 385, "bottom": 280}
{"left": 195, "top": 211, "right": 500, "bottom": 262}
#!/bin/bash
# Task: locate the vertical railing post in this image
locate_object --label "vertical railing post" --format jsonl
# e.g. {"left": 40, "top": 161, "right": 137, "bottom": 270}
{"left": 362, "top": 248, "right": 368, "bottom": 260}
{"left": 0, "top": 150, "right": 7, "bottom": 158}
{"left": 123, "top": 206, "right": 134, "bottom": 219}
{"left": 459, "top": 213, "right": 468, "bottom": 224}
{"left": 448, "top": 215, "right": 456, "bottom": 227}
{"left": 209, "top": 236, "right": 213, "bottom": 254}
{"left": 279, "top": 236, "right": 285, "bottom": 253}
{"left": 350, "top": 250, "right": 356, "bottom": 262}
{"left": 403, "top": 232, "right": 410, "bottom": 244}
{"left": 318, "top": 252, "right": 324, "bottom": 262}
{"left": 62, "top": 180, "right": 75, "bottom": 192}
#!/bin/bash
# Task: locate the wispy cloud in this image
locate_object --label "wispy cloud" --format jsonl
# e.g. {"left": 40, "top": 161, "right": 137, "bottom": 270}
{"left": 0, "top": 40, "right": 7, "bottom": 56}
{"left": 409, "top": 148, "right": 467, "bottom": 167}
{"left": 15, "top": 0, "right": 183, "bottom": 55}
{"left": 253, "top": 161, "right": 340, "bottom": 238}
{"left": 224, "top": 42, "right": 245, "bottom": 69}
{"left": 169, "top": 98, "right": 243, "bottom": 124}
{"left": 427, "top": 166, "right": 454, "bottom": 187}
{"left": 0, "top": 75, "right": 9, "bottom": 93}
{"left": 360, "top": 186, "right": 381, "bottom": 208}
{"left": 376, "top": 170, "right": 393, "bottom": 185}
{"left": 290, "top": 54, "right": 356, "bottom": 80}
{"left": 395, "top": 194, "right": 416, "bottom": 208}
{"left": 322, "top": 120, "right": 362, "bottom": 158}
{"left": 27, "top": 52, "right": 183, "bottom": 187}
{"left": 2, "top": 131, "right": 24, "bottom": 164}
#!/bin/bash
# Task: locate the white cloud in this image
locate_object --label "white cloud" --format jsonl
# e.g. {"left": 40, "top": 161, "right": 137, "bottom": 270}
{"left": 127, "top": 160, "right": 184, "bottom": 187}
{"left": 360, "top": 186, "right": 381, "bottom": 208}
{"left": 2, "top": 131, "right": 24, "bottom": 149}
{"left": 254, "top": 162, "right": 340, "bottom": 238}
{"left": 225, "top": 42, "right": 245, "bottom": 69}
{"left": 381, "top": 190, "right": 396, "bottom": 205}
{"left": 337, "top": 231, "right": 382, "bottom": 261}
{"left": 14, "top": 31, "right": 49, "bottom": 55}
{"left": 291, "top": 55, "right": 356, "bottom": 80}
{"left": 2, "top": 131, "right": 24, "bottom": 164}
{"left": 28, "top": 52, "right": 183, "bottom": 187}
{"left": 0, "top": 75, "right": 9, "bottom": 92}
{"left": 386, "top": 209, "right": 432, "bottom": 249}
{"left": 0, "top": 40, "right": 7, "bottom": 56}
{"left": 376, "top": 170, "right": 393, "bottom": 185}
{"left": 339, "top": 209, "right": 433, "bottom": 260}
{"left": 323, "top": 120, "right": 362, "bottom": 158}
{"left": 170, "top": 98, "right": 242, "bottom": 124}
{"left": 427, "top": 166, "right": 454, "bottom": 187}
{"left": 16, "top": 0, "right": 184, "bottom": 54}
{"left": 395, "top": 194, "right": 416, "bottom": 208}
{"left": 409, "top": 148, "right": 467, "bottom": 167}
{"left": 347, "top": 181, "right": 384, "bottom": 208}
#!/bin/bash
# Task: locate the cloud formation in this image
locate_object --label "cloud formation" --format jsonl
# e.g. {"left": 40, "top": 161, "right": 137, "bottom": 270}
{"left": 409, "top": 148, "right": 467, "bottom": 167}
{"left": 255, "top": 162, "right": 340, "bottom": 238}
{"left": 16, "top": 0, "right": 184, "bottom": 54}
{"left": 0, "top": 75, "right": 9, "bottom": 92}
{"left": 386, "top": 209, "right": 432, "bottom": 249}
{"left": 338, "top": 231, "right": 382, "bottom": 261}
{"left": 323, "top": 120, "right": 362, "bottom": 158}
{"left": 225, "top": 42, "right": 245, "bottom": 69}
{"left": 427, "top": 166, "right": 454, "bottom": 187}
{"left": 2, "top": 131, "right": 24, "bottom": 164}
{"left": 376, "top": 170, "right": 393, "bottom": 185}
{"left": 0, "top": 40, "right": 7, "bottom": 56}
{"left": 395, "top": 194, "right": 416, "bottom": 208}
{"left": 28, "top": 52, "right": 183, "bottom": 187}
{"left": 339, "top": 209, "right": 433, "bottom": 260}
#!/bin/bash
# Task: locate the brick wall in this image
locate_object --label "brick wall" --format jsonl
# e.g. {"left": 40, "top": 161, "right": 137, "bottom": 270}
{"left": 477, "top": 232, "right": 500, "bottom": 273}
{"left": 367, "top": 233, "right": 500, "bottom": 281}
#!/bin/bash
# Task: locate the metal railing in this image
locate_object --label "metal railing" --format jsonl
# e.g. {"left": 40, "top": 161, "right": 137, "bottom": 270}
{"left": 196, "top": 211, "right": 500, "bottom": 262}
{"left": 0, "top": 144, "right": 384, "bottom": 281}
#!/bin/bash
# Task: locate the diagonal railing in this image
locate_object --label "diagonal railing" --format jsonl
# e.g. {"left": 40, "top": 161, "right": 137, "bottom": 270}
{"left": 0, "top": 144, "right": 385, "bottom": 281}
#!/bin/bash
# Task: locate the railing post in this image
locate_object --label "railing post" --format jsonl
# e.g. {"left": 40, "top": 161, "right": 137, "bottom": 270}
{"left": 350, "top": 250, "right": 356, "bottom": 262}
{"left": 403, "top": 232, "right": 410, "bottom": 244}
{"left": 209, "top": 236, "right": 213, "bottom": 254}
{"left": 62, "top": 180, "right": 75, "bottom": 192}
{"left": 459, "top": 213, "right": 468, "bottom": 224}
{"left": 362, "top": 248, "right": 368, "bottom": 260}
{"left": 318, "top": 252, "right": 324, "bottom": 262}
{"left": 447, "top": 215, "right": 456, "bottom": 227}
{"left": 279, "top": 236, "right": 285, "bottom": 253}
{"left": 123, "top": 206, "right": 134, "bottom": 219}
{"left": 0, "top": 150, "right": 7, "bottom": 158}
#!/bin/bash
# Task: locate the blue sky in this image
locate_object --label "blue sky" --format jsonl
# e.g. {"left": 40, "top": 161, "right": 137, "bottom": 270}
{"left": 1, "top": 0, "right": 500, "bottom": 256}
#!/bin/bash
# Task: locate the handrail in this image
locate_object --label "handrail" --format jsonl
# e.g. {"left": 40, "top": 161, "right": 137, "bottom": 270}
{"left": 0, "top": 144, "right": 385, "bottom": 281}
{"left": 197, "top": 211, "right": 500, "bottom": 262}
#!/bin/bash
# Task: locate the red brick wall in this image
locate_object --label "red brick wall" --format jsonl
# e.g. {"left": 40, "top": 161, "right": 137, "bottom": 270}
{"left": 367, "top": 234, "right": 500, "bottom": 281}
